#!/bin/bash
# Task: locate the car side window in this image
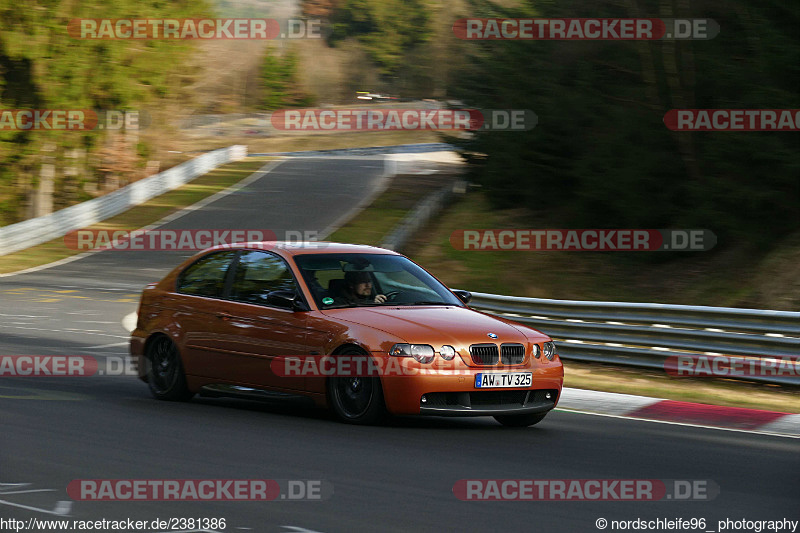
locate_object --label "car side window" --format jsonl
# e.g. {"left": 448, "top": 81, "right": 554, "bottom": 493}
{"left": 230, "top": 251, "right": 298, "bottom": 305}
{"left": 177, "top": 251, "right": 237, "bottom": 298}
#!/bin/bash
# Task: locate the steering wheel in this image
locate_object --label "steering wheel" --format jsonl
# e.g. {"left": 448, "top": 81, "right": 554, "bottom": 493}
{"left": 382, "top": 290, "right": 401, "bottom": 302}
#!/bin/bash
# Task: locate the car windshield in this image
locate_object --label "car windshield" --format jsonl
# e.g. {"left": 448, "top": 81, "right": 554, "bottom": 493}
{"left": 293, "top": 253, "right": 463, "bottom": 309}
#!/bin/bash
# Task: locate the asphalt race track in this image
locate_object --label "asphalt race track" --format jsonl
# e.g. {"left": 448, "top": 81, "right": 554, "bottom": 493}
{"left": 1, "top": 158, "right": 798, "bottom": 533}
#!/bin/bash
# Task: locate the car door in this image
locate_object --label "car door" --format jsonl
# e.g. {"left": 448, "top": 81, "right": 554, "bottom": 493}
{"left": 212, "top": 250, "right": 311, "bottom": 391}
{"left": 168, "top": 250, "right": 239, "bottom": 379}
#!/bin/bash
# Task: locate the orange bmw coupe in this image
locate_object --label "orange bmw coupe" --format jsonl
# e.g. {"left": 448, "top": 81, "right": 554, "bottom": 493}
{"left": 130, "top": 242, "right": 563, "bottom": 426}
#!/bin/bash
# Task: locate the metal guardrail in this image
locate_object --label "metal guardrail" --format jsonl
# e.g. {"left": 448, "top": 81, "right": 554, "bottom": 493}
{"left": 465, "top": 292, "right": 800, "bottom": 386}
{"left": 0, "top": 145, "right": 247, "bottom": 256}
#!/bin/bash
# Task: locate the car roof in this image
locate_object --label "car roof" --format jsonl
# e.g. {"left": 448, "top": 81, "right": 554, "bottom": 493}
{"left": 203, "top": 241, "right": 401, "bottom": 257}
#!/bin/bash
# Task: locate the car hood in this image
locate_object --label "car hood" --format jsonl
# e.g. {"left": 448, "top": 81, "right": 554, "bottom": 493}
{"left": 320, "top": 305, "right": 548, "bottom": 345}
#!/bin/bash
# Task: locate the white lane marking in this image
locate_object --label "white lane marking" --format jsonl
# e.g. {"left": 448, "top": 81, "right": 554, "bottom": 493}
{"left": 84, "top": 341, "right": 129, "bottom": 349}
{"left": 0, "top": 324, "right": 127, "bottom": 339}
{"left": 0, "top": 489, "right": 55, "bottom": 495}
{"left": 555, "top": 409, "right": 800, "bottom": 439}
{"left": 281, "top": 527, "right": 326, "bottom": 533}
{"left": 558, "top": 387, "right": 662, "bottom": 416}
{"left": 0, "top": 159, "right": 284, "bottom": 278}
{"left": 53, "top": 501, "right": 72, "bottom": 516}
{"left": 0, "top": 498, "right": 71, "bottom": 516}
{"left": 0, "top": 252, "right": 97, "bottom": 278}
{"left": 280, "top": 155, "right": 384, "bottom": 161}
{"left": 147, "top": 159, "right": 286, "bottom": 230}
{"left": 50, "top": 285, "right": 135, "bottom": 291}
{"left": 319, "top": 171, "right": 391, "bottom": 239}
{"left": 122, "top": 312, "right": 137, "bottom": 333}
{"left": 758, "top": 414, "right": 800, "bottom": 436}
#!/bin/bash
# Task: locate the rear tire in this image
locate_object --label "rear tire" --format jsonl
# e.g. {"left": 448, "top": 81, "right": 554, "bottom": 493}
{"left": 146, "top": 336, "right": 193, "bottom": 401}
{"left": 327, "top": 348, "right": 386, "bottom": 425}
{"left": 494, "top": 413, "right": 547, "bottom": 427}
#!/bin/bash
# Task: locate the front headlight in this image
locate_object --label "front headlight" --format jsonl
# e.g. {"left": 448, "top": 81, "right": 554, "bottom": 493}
{"left": 389, "top": 343, "right": 435, "bottom": 364}
{"left": 532, "top": 343, "right": 541, "bottom": 359}
{"left": 543, "top": 341, "right": 556, "bottom": 360}
{"left": 411, "top": 344, "right": 435, "bottom": 364}
{"left": 439, "top": 345, "right": 456, "bottom": 360}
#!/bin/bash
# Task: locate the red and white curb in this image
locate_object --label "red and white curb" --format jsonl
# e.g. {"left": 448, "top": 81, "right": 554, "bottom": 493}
{"left": 558, "top": 388, "right": 800, "bottom": 437}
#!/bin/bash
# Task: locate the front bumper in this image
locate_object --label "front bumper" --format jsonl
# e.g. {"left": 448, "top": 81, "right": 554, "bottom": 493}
{"left": 379, "top": 358, "right": 564, "bottom": 415}
{"left": 419, "top": 389, "right": 558, "bottom": 416}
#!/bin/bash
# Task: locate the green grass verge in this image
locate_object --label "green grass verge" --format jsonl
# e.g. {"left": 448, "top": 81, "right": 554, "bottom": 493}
{"left": 327, "top": 192, "right": 409, "bottom": 246}
{"left": 564, "top": 361, "right": 799, "bottom": 414}
{"left": 0, "top": 158, "right": 271, "bottom": 274}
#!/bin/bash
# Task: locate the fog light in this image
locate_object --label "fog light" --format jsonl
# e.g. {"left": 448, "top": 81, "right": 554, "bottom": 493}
{"left": 421, "top": 395, "right": 427, "bottom": 403}
{"left": 439, "top": 345, "right": 456, "bottom": 360}
{"left": 545, "top": 392, "right": 552, "bottom": 399}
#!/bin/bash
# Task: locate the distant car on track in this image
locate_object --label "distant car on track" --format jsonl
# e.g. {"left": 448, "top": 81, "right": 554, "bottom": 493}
{"left": 130, "top": 242, "right": 563, "bottom": 426}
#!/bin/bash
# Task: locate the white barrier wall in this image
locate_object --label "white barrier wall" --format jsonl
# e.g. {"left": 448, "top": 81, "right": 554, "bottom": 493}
{"left": 0, "top": 145, "right": 247, "bottom": 256}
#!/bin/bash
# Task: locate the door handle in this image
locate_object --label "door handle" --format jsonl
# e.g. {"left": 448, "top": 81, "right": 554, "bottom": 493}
{"left": 215, "top": 312, "right": 233, "bottom": 321}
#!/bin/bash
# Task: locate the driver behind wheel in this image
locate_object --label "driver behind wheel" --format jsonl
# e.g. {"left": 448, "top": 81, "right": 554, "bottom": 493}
{"left": 334, "top": 271, "right": 387, "bottom": 306}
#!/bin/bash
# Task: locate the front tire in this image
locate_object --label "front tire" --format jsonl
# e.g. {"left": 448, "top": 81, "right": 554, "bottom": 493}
{"left": 494, "top": 412, "right": 547, "bottom": 427}
{"left": 146, "top": 336, "right": 193, "bottom": 401}
{"left": 327, "top": 349, "right": 386, "bottom": 425}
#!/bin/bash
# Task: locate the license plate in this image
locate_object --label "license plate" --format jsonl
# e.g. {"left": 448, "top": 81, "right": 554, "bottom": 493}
{"left": 474, "top": 372, "right": 532, "bottom": 388}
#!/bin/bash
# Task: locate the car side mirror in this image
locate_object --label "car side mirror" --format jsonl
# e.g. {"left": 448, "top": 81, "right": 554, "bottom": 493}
{"left": 452, "top": 290, "right": 472, "bottom": 304}
{"left": 266, "top": 290, "right": 308, "bottom": 311}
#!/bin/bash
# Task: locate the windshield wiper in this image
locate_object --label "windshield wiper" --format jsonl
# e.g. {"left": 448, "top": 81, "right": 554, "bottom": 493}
{"left": 390, "top": 301, "right": 450, "bottom": 306}
{"left": 323, "top": 302, "right": 384, "bottom": 309}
